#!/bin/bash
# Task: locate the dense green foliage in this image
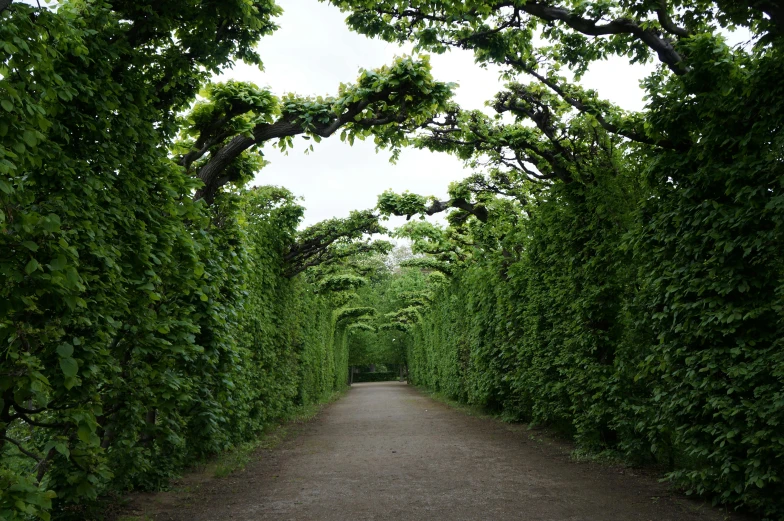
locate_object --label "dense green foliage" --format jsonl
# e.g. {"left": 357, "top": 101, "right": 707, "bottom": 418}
{"left": 329, "top": 0, "right": 784, "bottom": 517}
{"left": 0, "top": 1, "right": 452, "bottom": 519}
{"left": 4, "top": 0, "right": 784, "bottom": 518}
{"left": 343, "top": 253, "right": 439, "bottom": 372}
{"left": 352, "top": 372, "right": 398, "bottom": 383}
{"left": 1, "top": 173, "right": 364, "bottom": 519}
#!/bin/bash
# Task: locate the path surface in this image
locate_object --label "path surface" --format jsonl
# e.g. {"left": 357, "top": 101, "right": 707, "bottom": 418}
{"left": 146, "top": 382, "right": 742, "bottom": 521}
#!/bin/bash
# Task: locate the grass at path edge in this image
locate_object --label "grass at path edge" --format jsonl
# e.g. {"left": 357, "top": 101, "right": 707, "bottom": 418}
{"left": 113, "top": 388, "right": 347, "bottom": 521}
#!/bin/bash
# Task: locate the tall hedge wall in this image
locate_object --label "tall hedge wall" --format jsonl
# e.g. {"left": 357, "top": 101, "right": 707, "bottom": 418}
{"left": 406, "top": 68, "right": 784, "bottom": 517}
{"left": 1, "top": 185, "right": 351, "bottom": 519}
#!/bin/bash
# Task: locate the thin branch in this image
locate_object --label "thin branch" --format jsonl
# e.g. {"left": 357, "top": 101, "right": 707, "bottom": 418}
{"left": 368, "top": 1, "right": 690, "bottom": 73}
{"left": 512, "top": 2, "right": 688, "bottom": 74}
{"left": 1, "top": 435, "right": 43, "bottom": 462}
{"left": 10, "top": 402, "right": 48, "bottom": 415}
{"left": 504, "top": 62, "right": 687, "bottom": 150}
{"left": 12, "top": 410, "right": 68, "bottom": 429}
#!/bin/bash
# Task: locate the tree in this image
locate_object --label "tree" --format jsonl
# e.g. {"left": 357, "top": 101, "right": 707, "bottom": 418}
{"left": 329, "top": 0, "right": 784, "bottom": 515}
{"left": 283, "top": 210, "right": 392, "bottom": 278}
{"left": 176, "top": 56, "right": 454, "bottom": 204}
{"left": 0, "top": 1, "right": 455, "bottom": 518}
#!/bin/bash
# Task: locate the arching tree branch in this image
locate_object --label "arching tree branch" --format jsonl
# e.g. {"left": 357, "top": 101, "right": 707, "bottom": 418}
{"left": 282, "top": 210, "right": 392, "bottom": 278}
{"left": 504, "top": 58, "right": 686, "bottom": 150}
{"left": 513, "top": 2, "right": 687, "bottom": 73}
{"left": 183, "top": 58, "right": 453, "bottom": 205}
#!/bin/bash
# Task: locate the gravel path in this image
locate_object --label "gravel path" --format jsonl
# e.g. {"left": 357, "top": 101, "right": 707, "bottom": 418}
{"left": 143, "top": 382, "right": 743, "bottom": 521}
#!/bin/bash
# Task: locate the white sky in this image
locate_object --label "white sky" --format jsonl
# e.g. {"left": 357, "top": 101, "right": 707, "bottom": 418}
{"left": 218, "top": 0, "right": 653, "bottom": 227}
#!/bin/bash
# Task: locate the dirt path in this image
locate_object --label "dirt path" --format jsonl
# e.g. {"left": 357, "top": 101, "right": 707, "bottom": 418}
{"left": 134, "top": 382, "right": 745, "bottom": 521}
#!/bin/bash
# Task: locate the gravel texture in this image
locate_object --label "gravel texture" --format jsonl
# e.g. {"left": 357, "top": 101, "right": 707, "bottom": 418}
{"left": 133, "top": 382, "right": 746, "bottom": 521}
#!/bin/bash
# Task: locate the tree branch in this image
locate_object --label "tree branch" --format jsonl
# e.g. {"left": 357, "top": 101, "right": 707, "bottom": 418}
{"left": 354, "top": 1, "right": 689, "bottom": 74}
{"left": 1, "top": 435, "right": 43, "bottom": 462}
{"left": 506, "top": 59, "right": 685, "bottom": 150}
{"left": 284, "top": 241, "right": 386, "bottom": 278}
{"left": 505, "top": 2, "right": 688, "bottom": 74}
{"left": 11, "top": 410, "right": 68, "bottom": 429}
{"left": 749, "top": 0, "right": 784, "bottom": 34}
{"left": 282, "top": 210, "right": 387, "bottom": 277}
{"left": 655, "top": 0, "right": 690, "bottom": 37}
{"left": 424, "top": 198, "right": 489, "bottom": 222}
{"left": 193, "top": 96, "right": 384, "bottom": 204}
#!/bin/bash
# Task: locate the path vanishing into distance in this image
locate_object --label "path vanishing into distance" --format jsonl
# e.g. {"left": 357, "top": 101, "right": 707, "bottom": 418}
{"left": 131, "top": 382, "right": 745, "bottom": 521}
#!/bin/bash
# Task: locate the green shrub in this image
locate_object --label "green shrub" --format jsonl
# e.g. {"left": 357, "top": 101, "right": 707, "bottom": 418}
{"left": 353, "top": 372, "right": 398, "bottom": 383}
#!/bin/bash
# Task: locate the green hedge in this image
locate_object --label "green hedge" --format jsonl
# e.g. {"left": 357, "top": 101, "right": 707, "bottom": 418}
{"left": 405, "top": 46, "right": 784, "bottom": 518}
{"left": 1, "top": 181, "right": 352, "bottom": 519}
{"left": 353, "top": 372, "right": 399, "bottom": 383}
{"left": 0, "top": 3, "right": 351, "bottom": 510}
{"left": 0, "top": 2, "right": 364, "bottom": 518}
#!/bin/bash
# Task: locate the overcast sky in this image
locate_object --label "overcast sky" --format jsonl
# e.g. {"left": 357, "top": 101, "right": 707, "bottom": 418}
{"left": 217, "top": 0, "right": 653, "bottom": 227}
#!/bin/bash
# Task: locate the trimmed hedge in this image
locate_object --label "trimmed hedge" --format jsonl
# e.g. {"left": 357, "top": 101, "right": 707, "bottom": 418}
{"left": 405, "top": 49, "right": 784, "bottom": 517}
{"left": 353, "top": 372, "right": 399, "bottom": 383}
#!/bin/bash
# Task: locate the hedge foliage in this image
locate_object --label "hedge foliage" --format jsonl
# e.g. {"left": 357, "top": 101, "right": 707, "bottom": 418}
{"left": 352, "top": 372, "right": 398, "bottom": 383}
{"left": 1, "top": 174, "right": 357, "bottom": 519}
{"left": 0, "top": 1, "right": 449, "bottom": 518}
{"left": 340, "top": 1, "right": 784, "bottom": 517}
{"left": 387, "top": 56, "right": 784, "bottom": 518}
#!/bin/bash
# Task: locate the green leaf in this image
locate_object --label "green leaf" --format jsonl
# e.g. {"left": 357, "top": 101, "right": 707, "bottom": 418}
{"left": 42, "top": 214, "right": 61, "bottom": 232}
{"left": 1, "top": 99, "right": 13, "bottom": 112}
{"left": 21, "top": 241, "right": 38, "bottom": 252}
{"left": 54, "top": 443, "right": 70, "bottom": 458}
{"left": 59, "top": 357, "right": 78, "bottom": 378}
{"left": 49, "top": 255, "right": 67, "bottom": 271}
{"left": 22, "top": 130, "right": 38, "bottom": 147}
{"left": 25, "top": 258, "right": 39, "bottom": 274}
{"left": 44, "top": 440, "right": 70, "bottom": 459}
{"left": 77, "top": 423, "right": 93, "bottom": 444}
{"left": 57, "top": 343, "right": 74, "bottom": 358}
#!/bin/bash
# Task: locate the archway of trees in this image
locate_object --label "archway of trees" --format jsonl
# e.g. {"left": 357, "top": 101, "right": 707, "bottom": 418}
{"left": 2, "top": 0, "right": 783, "bottom": 519}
